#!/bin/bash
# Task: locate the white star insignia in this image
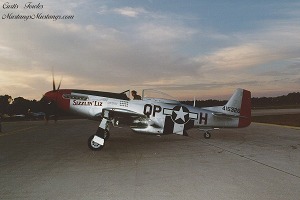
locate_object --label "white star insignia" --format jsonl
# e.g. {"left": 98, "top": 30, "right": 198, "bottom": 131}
{"left": 174, "top": 107, "right": 188, "bottom": 121}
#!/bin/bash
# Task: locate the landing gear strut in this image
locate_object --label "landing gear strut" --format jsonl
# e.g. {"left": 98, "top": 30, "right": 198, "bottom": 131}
{"left": 88, "top": 115, "right": 110, "bottom": 151}
{"left": 97, "top": 128, "right": 110, "bottom": 141}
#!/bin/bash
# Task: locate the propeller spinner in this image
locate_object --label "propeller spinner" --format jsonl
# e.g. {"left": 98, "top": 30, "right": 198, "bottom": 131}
{"left": 41, "top": 72, "right": 65, "bottom": 122}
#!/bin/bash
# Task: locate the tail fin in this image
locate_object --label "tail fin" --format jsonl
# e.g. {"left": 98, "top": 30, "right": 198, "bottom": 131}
{"left": 223, "top": 88, "right": 251, "bottom": 127}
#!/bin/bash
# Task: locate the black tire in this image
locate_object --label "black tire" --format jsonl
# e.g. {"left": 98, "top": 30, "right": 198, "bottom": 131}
{"left": 204, "top": 132, "right": 211, "bottom": 139}
{"left": 88, "top": 135, "right": 104, "bottom": 151}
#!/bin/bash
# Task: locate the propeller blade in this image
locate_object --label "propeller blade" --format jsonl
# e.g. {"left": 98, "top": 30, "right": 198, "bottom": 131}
{"left": 57, "top": 76, "right": 63, "bottom": 90}
{"left": 52, "top": 69, "right": 56, "bottom": 91}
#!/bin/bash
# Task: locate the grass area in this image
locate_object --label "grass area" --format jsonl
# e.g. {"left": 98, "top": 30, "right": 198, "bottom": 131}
{"left": 252, "top": 114, "right": 300, "bottom": 127}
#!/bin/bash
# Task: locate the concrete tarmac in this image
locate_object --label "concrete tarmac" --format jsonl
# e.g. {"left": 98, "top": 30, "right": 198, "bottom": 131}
{"left": 0, "top": 119, "right": 300, "bottom": 200}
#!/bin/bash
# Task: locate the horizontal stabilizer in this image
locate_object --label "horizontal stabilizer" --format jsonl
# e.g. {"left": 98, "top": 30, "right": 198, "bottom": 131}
{"left": 212, "top": 112, "right": 242, "bottom": 118}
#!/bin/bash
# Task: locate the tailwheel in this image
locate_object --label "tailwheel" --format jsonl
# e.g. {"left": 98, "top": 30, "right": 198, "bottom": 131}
{"left": 88, "top": 135, "right": 104, "bottom": 151}
{"left": 204, "top": 131, "right": 211, "bottom": 139}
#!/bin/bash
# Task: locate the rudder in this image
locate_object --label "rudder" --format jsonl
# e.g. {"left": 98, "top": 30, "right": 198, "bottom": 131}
{"left": 238, "top": 89, "right": 251, "bottom": 127}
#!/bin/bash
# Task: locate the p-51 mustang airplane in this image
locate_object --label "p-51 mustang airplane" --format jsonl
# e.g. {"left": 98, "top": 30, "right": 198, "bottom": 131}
{"left": 42, "top": 85, "right": 251, "bottom": 151}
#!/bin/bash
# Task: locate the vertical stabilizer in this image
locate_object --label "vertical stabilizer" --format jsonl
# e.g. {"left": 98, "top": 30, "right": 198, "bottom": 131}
{"left": 222, "top": 88, "right": 251, "bottom": 127}
{"left": 220, "top": 88, "right": 251, "bottom": 127}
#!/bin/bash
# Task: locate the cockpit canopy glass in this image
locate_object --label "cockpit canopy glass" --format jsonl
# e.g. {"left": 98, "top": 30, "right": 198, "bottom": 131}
{"left": 142, "top": 89, "right": 180, "bottom": 104}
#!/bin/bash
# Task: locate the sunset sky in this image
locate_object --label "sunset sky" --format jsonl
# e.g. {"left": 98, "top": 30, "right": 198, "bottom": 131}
{"left": 1, "top": 0, "right": 300, "bottom": 100}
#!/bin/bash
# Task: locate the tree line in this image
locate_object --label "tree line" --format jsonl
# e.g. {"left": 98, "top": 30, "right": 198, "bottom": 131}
{"left": 1, "top": 92, "right": 300, "bottom": 116}
{"left": 182, "top": 92, "right": 300, "bottom": 108}
{"left": 0, "top": 95, "right": 45, "bottom": 115}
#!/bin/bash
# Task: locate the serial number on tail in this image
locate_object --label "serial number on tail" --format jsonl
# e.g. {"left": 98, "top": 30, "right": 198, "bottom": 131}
{"left": 222, "top": 106, "right": 240, "bottom": 114}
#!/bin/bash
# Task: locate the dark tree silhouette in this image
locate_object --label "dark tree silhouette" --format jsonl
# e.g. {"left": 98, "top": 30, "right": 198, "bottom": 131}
{"left": 182, "top": 92, "right": 300, "bottom": 108}
{"left": 0, "top": 95, "right": 12, "bottom": 114}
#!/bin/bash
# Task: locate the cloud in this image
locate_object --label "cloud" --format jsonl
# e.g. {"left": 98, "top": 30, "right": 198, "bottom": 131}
{"left": 188, "top": 9, "right": 300, "bottom": 97}
{"left": 194, "top": 43, "right": 283, "bottom": 69}
{"left": 98, "top": 6, "right": 148, "bottom": 18}
{"left": 137, "top": 23, "right": 197, "bottom": 44}
{"left": 0, "top": 13, "right": 200, "bottom": 99}
{"left": 1, "top": 1, "right": 300, "bottom": 100}
{"left": 0, "top": 68, "right": 51, "bottom": 99}
{"left": 113, "top": 7, "right": 147, "bottom": 17}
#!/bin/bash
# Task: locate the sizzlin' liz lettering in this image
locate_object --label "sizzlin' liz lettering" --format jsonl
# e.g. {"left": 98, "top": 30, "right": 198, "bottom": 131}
{"left": 94, "top": 101, "right": 102, "bottom": 106}
{"left": 73, "top": 100, "right": 102, "bottom": 106}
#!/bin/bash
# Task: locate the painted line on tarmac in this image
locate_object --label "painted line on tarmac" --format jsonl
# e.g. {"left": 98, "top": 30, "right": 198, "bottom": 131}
{"left": 252, "top": 122, "right": 300, "bottom": 130}
{"left": 192, "top": 137, "right": 300, "bottom": 180}
{"left": 0, "top": 126, "right": 38, "bottom": 137}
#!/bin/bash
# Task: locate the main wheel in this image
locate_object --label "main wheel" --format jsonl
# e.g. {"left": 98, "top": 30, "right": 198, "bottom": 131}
{"left": 204, "top": 131, "right": 211, "bottom": 139}
{"left": 88, "top": 135, "right": 104, "bottom": 151}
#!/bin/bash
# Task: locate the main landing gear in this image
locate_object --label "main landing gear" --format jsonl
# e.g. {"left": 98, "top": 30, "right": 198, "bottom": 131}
{"left": 88, "top": 115, "right": 110, "bottom": 151}
{"left": 88, "top": 128, "right": 110, "bottom": 151}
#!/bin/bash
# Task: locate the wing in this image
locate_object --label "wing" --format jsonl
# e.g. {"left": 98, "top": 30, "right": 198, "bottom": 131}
{"left": 102, "top": 107, "right": 145, "bottom": 118}
{"left": 95, "top": 107, "right": 165, "bottom": 129}
{"left": 92, "top": 107, "right": 146, "bottom": 123}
